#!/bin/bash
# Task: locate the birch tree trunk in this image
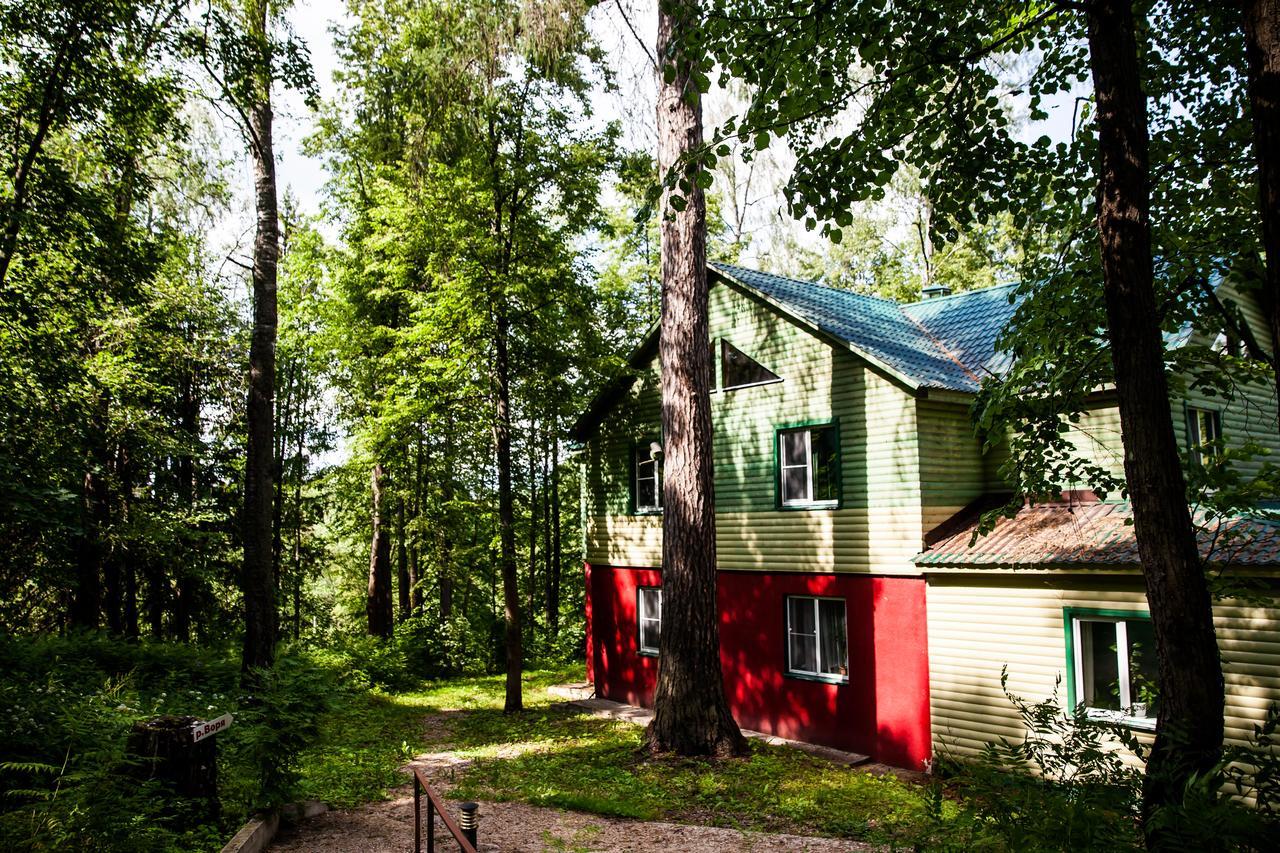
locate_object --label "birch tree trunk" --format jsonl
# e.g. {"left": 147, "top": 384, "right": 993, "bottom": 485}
{"left": 644, "top": 0, "right": 745, "bottom": 757}
{"left": 1087, "top": 0, "right": 1224, "bottom": 832}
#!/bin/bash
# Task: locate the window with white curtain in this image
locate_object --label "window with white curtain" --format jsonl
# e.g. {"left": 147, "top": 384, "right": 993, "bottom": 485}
{"left": 638, "top": 587, "right": 662, "bottom": 655}
{"left": 785, "top": 596, "right": 848, "bottom": 680}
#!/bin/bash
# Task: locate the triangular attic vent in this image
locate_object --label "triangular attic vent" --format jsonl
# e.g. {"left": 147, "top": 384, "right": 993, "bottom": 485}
{"left": 720, "top": 339, "right": 781, "bottom": 389}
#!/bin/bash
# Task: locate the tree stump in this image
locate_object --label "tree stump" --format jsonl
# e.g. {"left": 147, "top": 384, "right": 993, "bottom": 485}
{"left": 127, "top": 715, "right": 219, "bottom": 811}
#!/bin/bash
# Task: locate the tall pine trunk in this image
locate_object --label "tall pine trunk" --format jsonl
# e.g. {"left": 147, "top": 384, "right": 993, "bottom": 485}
{"left": 437, "top": 436, "right": 453, "bottom": 618}
{"left": 396, "top": 495, "right": 410, "bottom": 621}
{"left": 174, "top": 368, "right": 198, "bottom": 642}
{"left": 367, "top": 462, "right": 394, "bottom": 637}
{"left": 495, "top": 311, "right": 523, "bottom": 712}
{"left": 241, "top": 0, "right": 280, "bottom": 675}
{"left": 527, "top": 419, "right": 538, "bottom": 648}
{"left": 548, "top": 432, "right": 562, "bottom": 638}
{"left": 1245, "top": 0, "right": 1280, "bottom": 404}
{"left": 644, "top": 0, "right": 745, "bottom": 757}
{"left": 1086, "top": 0, "right": 1223, "bottom": 831}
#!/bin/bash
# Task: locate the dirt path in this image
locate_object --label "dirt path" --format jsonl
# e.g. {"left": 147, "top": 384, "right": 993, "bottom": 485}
{"left": 270, "top": 748, "right": 873, "bottom": 853}
{"left": 271, "top": 705, "right": 879, "bottom": 852}
{"left": 269, "top": 787, "right": 872, "bottom": 852}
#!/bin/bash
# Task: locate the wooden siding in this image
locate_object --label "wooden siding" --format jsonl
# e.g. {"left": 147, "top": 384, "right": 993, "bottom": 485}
{"left": 917, "top": 399, "right": 986, "bottom": 535}
{"left": 927, "top": 574, "right": 1280, "bottom": 761}
{"left": 583, "top": 277, "right": 924, "bottom": 574}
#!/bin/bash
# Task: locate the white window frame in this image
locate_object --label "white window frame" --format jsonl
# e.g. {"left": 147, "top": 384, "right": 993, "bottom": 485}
{"left": 638, "top": 587, "right": 662, "bottom": 656}
{"left": 634, "top": 441, "right": 661, "bottom": 513}
{"left": 1187, "top": 407, "right": 1222, "bottom": 468}
{"left": 778, "top": 426, "right": 838, "bottom": 508}
{"left": 1070, "top": 614, "right": 1157, "bottom": 731}
{"left": 785, "top": 595, "right": 848, "bottom": 682}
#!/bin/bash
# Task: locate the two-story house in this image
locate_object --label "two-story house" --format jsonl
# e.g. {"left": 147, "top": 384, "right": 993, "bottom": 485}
{"left": 571, "top": 262, "right": 1280, "bottom": 772}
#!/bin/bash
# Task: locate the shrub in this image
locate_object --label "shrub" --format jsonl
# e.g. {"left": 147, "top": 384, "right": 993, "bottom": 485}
{"left": 0, "top": 634, "right": 341, "bottom": 850}
{"left": 933, "top": 670, "right": 1280, "bottom": 851}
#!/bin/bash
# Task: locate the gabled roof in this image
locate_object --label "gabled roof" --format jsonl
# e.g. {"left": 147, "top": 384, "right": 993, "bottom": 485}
{"left": 571, "top": 262, "right": 1020, "bottom": 440}
{"left": 712, "top": 263, "right": 1018, "bottom": 393}
{"left": 915, "top": 499, "right": 1280, "bottom": 568}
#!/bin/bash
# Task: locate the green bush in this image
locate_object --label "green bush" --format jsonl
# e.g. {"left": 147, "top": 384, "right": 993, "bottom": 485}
{"left": 932, "top": 670, "right": 1280, "bottom": 851}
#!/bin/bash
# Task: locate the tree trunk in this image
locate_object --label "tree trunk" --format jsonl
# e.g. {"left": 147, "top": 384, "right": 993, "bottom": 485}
{"left": 411, "top": 436, "right": 425, "bottom": 615}
{"left": 1245, "top": 0, "right": 1280, "bottom": 409}
{"left": 71, "top": 398, "right": 112, "bottom": 630}
{"left": 241, "top": 0, "right": 280, "bottom": 676}
{"left": 396, "top": 495, "right": 410, "bottom": 621}
{"left": 495, "top": 312, "right": 523, "bottom": 712}
{"left": 437, "top": 435, "right": 452, "bottom": 619}
{"left": 272, "top": 359, "right": 296, "bottom": 594}
{"left": 527, "top": 418, "right": 538, "bottom": 649}
{"left": 118, "top": 444, "right": 138, "bottom": 639}
{"left": 1087, "top": 0, "right": 1224, "bottom": 832}
{"left": 645, "top": 0, "right": 746, "bottom": 758}
{"left": 292, "top": 379, "right": 308, "bottom": 640}
{"left": 367, "top": 462, "right": 394, "bottom": 638}
{"left": 548, "top": 432, "right": 562, "bottom": 638}
{"left": 0, "top": 17, "right": 81, "bottom": 290}
{"left": 174, "top": 369, "right": 198, "bottom": 643}
{"left": 542, "top": 426, "right": 554, "bottom": 638}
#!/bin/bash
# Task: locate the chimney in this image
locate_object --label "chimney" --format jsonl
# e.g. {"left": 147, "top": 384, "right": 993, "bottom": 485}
{"left": 921, "top": 284, "right": 952, "bottom": 300}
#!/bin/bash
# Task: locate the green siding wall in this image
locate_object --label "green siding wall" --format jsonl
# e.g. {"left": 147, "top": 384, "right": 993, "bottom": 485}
{"left": 584, "top": 278, "right": 924, "bottom": 574}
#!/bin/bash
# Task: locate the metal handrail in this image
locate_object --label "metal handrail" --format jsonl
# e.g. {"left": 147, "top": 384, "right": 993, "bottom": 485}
{"left": 411, "top": 766, "right": 478, "bottom": 853}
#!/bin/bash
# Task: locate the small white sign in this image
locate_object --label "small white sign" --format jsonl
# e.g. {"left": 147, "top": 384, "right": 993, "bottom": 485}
{"left": 192, "top": 713, "right": 233, "bottom": 743}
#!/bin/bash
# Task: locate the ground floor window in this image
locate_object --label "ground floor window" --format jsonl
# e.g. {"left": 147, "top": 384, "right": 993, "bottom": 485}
{"left": 785, "top": 596, "right": 848, "bottom": 681}
{"left": 1066, "top": 608, "right": 1159, "bottom": 728}
{"left": 638, "top": 587, "right": 661, "bottom": 655}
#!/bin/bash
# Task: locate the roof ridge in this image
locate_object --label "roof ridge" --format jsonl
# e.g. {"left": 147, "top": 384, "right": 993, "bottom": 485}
{"left": 901, "top": 280, "right": 1021, "bottom": 309}
{"left": 710, "top": 261, "right": 900, "bottom": 305}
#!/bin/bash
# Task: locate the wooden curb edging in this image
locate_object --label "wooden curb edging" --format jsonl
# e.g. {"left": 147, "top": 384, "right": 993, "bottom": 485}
{"left": 220, "top": 800, "right": 328, "bottom": 853}
{"left": 220, "top": 812, "right": 279, "bottom": 853}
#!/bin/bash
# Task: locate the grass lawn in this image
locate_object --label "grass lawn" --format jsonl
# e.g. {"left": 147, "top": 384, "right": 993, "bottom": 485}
{"left": 294, "top": 666, "right": 952, "bottom": 848}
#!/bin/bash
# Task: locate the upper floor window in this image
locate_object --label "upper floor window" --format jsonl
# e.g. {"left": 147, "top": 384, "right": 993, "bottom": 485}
{"left": 632, "top": 439, "right": 662, "bottom": 514}
{"left": 1065, "top": 609, "right": 1158, "bottom": 730}
{"left": 776, "top": 422, "right": 840, "bottom": 508}
{"left": 1187, "top": 407, "right": 1222, "bottom": 468}
{"left": 638, "top": 586, "right": 662, "bottom": 655}
{"left": 786, "top": 596, "right": 848, "bottom": 681}
{"left": 721, "top": 340, "right": 780, "bottom": 390}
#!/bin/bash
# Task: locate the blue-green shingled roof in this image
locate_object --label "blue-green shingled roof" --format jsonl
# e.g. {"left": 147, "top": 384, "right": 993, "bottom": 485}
{"left": 711, "top": 263, "right": 1019, "bottom": 392}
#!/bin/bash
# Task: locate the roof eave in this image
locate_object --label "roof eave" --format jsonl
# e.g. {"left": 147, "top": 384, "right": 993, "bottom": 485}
{"left": 709, "top": 266, "right": 926, "bottom": 393}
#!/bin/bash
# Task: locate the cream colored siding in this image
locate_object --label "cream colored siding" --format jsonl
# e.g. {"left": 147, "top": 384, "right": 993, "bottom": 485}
{"left": 927, "top": 574, "right": 1280, "bottom": 760}
{"left": 917, "top": 400, "right": 986, "bottom": 535}
{"left": 1175, "top": 379, "right": 1280, "bottom": 483}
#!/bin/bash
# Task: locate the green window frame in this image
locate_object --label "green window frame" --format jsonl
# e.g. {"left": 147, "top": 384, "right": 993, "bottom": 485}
{"left": 773, "top": 419, "right": 841, "bottom": 510}
{"left": 784, "top": 595, "right": 849, "bottom": 683}
{"left": 629, "top": 437, "right": 663, "bottom": 516}
{"left": 1062, "top": 607, "right": 1158, "bottom": 730}
{"left": 637, "top": 586, "right": 662, "bottom": 657}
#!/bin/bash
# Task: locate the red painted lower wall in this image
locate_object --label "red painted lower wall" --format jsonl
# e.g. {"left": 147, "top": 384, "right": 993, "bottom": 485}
{"left": 585, "top": 563, "right": 931, "bottom": 770}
